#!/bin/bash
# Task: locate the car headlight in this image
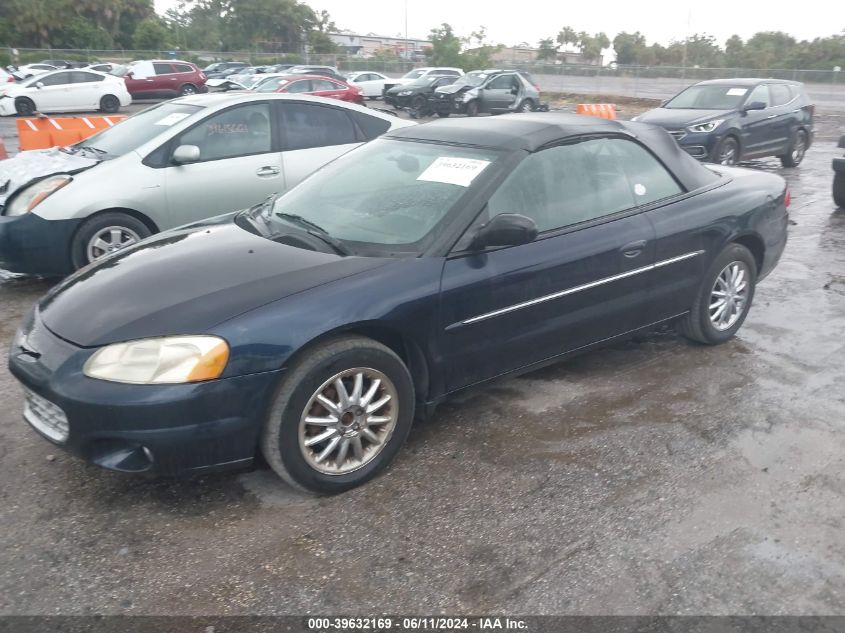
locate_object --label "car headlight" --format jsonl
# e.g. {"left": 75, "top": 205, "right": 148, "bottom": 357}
{"left": 397, "top": 90, "right": 413, "bottom": 96}
{"left": 5, "top": 175, "right": 72, "bottom": 216}
{"left": 83, "top": 335, "right": 230, "bottom": 384}
{"left": 687, "top": 119, "right": 724, "bottom": 133}
{"left": 461, "top": 91, "right": 476, "bottom": 102}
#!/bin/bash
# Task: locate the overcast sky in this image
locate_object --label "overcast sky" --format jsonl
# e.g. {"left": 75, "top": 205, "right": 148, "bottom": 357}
{"left": 154, "top": 0, "right": 841, "bottom": 48}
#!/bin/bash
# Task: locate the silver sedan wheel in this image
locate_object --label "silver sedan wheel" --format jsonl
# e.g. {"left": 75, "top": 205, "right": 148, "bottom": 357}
{"left": 86, "top": 226, "right": 141, "bottom": 263}
{"left": 299, "top": 367, "right": 398, "bottom": 475}
{"left": 709, "top": 261, "right": 749, "bottom": 331}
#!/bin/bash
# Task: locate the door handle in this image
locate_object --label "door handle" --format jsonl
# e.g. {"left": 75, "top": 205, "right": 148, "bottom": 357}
{"left": 256, "top": 166, "right": 281, "bottom": 177}
{"left": 766, "top": 114, "right": 777, "bottom": 119}
{"left": 620, "top": 240, "right": 647, "bottom": 258}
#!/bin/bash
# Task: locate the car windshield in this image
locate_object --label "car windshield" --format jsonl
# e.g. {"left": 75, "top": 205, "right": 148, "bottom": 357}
{"left": 453, "top": 73, "right": 487, "bottom": 88}
{"left": 267, "top": 139, "right": 503, "bottom": 254}
{"left": 203, "top": 63, "right": 223, "bottom": 72}
{"left": 74, "top": 102, "right": 203, "bottom": 157}
{"left": 403, "top": 70, "right": 426, "bottom": 80}
{"left": 664, "top": 85, "right": 750, "bottom": 110}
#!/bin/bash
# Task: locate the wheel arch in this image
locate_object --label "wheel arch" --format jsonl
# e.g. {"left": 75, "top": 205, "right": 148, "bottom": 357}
{"left": 730, "top": 232, "right": 765, "bottom": 274}
{"left": 71, "top": 207, "right": 159, "bottom": 237}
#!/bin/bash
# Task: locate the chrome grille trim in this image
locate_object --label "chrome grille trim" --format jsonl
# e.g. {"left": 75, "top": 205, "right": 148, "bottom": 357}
{"left": 23, "top": 389, "right": 69, "bottom": 444}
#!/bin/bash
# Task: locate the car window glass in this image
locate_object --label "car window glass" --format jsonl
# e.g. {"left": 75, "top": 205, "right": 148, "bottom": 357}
{"left": 487, "top": 75, "right": 513, "bottom": 89}
{"left": 746, "top": 84, "right": 770, "bottom": 107}
{"left": 487, "top": 138, "right": 646, "bottom": 233}
{"left": 153, "top": 62, "right": 174, "bottom": 75}
{"left": 312, "top": 79, "right": 340, "bottom": 91}
{"left": 769, "top": 84, "right": 793, "bottom": 106}
{"left": 350, "top": 111, "right": 391, "bottom": 140}
{"left": 286, "top": 80, "right": 312, "bottom": 93}
{"left": 278, "top": 102, "right": 357, "bottom": 150}
{"left": 175, "top": 103, "right": 272, "bottom": 162}
{"left": 439, "top": 70, "right": 460, "bottom": 76}
{"left": 609, "top": 139, "right": 684, "bottom": 204}
{"left": 255, "top": 77, "right": 288, "bottom": 92}
{"left": 38, "top": 72, "right": 73, "bottom": 86}
{"left": 173, "top": 63, "right": 193, "bottom": 73}
{"left": 71, "top": 71, "right": 104, "bottom": 83}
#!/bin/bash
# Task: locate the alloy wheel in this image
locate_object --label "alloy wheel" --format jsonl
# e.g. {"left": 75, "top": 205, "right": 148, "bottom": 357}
{"left": 719, "top": 140, "right": 738, "bottom": 165}
{"left": 86, "top": 226, "right": 141, "bottom": 262}
{"left": 299, "top": 367, "right": 398, "bottom": 475}
{"left": 709, "top": 261, "right": 750, "bottom": 331}
{"left": 791, "top": 133, "right": 806, "bottom": 164}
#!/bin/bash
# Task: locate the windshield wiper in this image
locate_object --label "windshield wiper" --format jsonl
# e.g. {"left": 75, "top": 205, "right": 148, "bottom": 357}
{"left": 77, "top": 146, "right": 108, "bottom": 158}
{"left": 275, "top": 212, "right": 350, "bottom": 256}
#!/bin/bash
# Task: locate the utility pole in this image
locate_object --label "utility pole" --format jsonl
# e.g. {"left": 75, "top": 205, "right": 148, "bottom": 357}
{"left": 404, "top": 0, "right": 409, "bottom": 62}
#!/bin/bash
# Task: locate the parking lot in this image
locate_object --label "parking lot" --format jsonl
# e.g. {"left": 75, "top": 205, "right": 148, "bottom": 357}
{"left": 0, "top": 88, "right": 843, "bottom": 614}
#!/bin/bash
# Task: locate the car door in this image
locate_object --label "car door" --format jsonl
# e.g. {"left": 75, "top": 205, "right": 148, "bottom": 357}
{"left": 30, "top": 71, "right": 76, "bottom": 111}
{"left": 70, "top": 71, "right": 105, "bottom": 109}
{"left": 358, "top": 73, "right": 386, "bottom": 97}
{"left": 739, "top": 84, "right": 776, "bottom": 158}
{"left": 766, "top": 83, "right": 797, "bottom": 154}
{"left": 125, "top": 61, "right": 156, "bottom": 97}
{"left": 152, "top": 62, "right": 178, "bottom": 95}
{"left": 275, "top": 100, "right": 365, "bottom": 187}
{"left": 480, "top": 73, "right": 519, "bottom": 112}
{"left": 162, "top": 101, "right": 283, "bottom": 226}
{"left": 437, "top": 136, "right": 657, "bottom": 391}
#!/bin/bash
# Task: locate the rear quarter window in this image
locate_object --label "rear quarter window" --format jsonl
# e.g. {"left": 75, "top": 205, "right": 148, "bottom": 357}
{"left": 350, "top": 111, "right": 391, "bottom": 140}
{"left": 153, "top": 63, "right": 174, "bottom": 75}
{"left": 173, "top": 64, "right": 194, "bottom": 73}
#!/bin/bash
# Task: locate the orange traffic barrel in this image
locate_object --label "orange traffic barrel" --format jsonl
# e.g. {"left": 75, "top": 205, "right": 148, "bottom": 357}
{"left": 16, "top": 115, "right": 128, "bottom": 151}
{"left": 575, "top": 103, "right": 617, "bottom": 120}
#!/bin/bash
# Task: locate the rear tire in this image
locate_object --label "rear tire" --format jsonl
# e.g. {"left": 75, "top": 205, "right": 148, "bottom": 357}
{"left": 70, "top": 212, "right": 152, "bottom": 270}
{"left": 834, "top": 173, "right": 845, "bottom": 208}
{"left": 780, "top": 129, "right": 807, "bottom": 167}
{"left": 517, "top": 99, "right": 535, "bottom": 113}
{"left": 179, "top": 83, "right": 198, "bottom": 96}
{"left": 260, "top": 335, "right": 415, "bottom": 494}
{"left": 14, "top": 97, "right": 35, "bottom": 116}
{"left": 99, "top": 94, "right": 120, "bottom": 113}
{"left": 677, "top": 243, "right": 757, "bottom": 345}
{"left": 436, "top": 111, "right": 450, "bottom": 118}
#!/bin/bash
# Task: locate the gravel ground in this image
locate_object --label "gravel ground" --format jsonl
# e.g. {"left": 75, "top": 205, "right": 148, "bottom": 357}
{"left": 0, "top": 94, "right": 844, "bottom": 617}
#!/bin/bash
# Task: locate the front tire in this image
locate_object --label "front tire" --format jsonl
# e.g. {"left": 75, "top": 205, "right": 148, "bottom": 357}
{"left": 465, "top": 100, "right": 479, "bottom": 117}
{"left": 436, "top": 111, "right": 450, "bottom": 118}
{"left": 70, "top": 212, "right": 152, "bottom": 270}
{"left": 15, "top": 97, "right": 35, "bottom": 116}
{"left": 835, "top": 173, "right": 845, "bottom": 208}
{"left": 678, "top": 243, "right": 757, "bottom": 345}
{"left": 99, "top": 94, "right": 120, "bottom": 113}
{"left": 713, "top": 136, "right": 740, "bottom": 166}
{"left": 261, "top": 336, "right": 415, "bottom": 494}
{"left": 780, "top": 129, "right": 807, "bottom": 167}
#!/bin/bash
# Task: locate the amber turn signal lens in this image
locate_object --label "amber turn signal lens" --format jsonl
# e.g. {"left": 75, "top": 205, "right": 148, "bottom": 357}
{"left": 186, "top": 341, "right": 230, "bottom": 382}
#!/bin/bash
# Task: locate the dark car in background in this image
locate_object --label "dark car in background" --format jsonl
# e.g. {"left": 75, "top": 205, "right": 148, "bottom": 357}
{"left": 634, "top": 78, "right": 814, "bottom": 167}
{"left": 384, "top": 75, "right": 458, "bottom": 115}
{"left": 203, "top": 61, "right": 248, "bottom": 79}
{"left": 431, "top": 69, "right": 541, "bottom": 117}
{"left": 287, "top": 65, "right": 346, "bottom": 81}
{"left": 8, "top": 114, "right": 788, "bottom": 494}
{"left": 122, "top": 60, "right": 208, "bottom": 97}
{"left": 834, "top": 135, "right": 845, "bottom": 208}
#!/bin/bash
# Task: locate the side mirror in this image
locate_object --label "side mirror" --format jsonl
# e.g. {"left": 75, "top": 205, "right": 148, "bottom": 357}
{"left": 35, "top": 81, "right": 44, "bottom": 89}
{"left": 837, "top": 135, "right": 845, "bottom": 150}
{"left": 172, "top": 144, "right": 200, "bottom": 164}
{"left": 470, "top": 213, "right": 538, "bottom": 249}
{"left": 743, "top": 101, "right": 766, "bottom": 112}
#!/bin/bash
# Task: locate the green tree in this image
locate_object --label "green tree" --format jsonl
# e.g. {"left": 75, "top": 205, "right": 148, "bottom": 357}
{"left": 557, "top": 26, "right": 577, "bottom": 50}
{"left": 428, "top": 23, "right": 463, "bottom": 67}
{"left": 612, "top": 31, "right": 647, "bottom": 65}
{"left": 537, "top": 37, "right": 557, "bottom": 61}
{"left": 725, "top": 34, "right": 744, "bottom": 67}
{"left": 132, "top": 16, "right": 169, "bottom": 49}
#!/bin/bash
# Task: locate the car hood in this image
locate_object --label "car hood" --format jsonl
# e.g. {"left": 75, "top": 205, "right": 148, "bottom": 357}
{"left": 38, "top": 218, "right": 392, "bottom": 347}
{"left": 434, "top": 83, "right": 472, "bottom": 96}
{"left": 635, "top": 107, "right": 734, "bottom": 128}
{"left": 0, "top": 148, "right": 99, "bottom": 206}
{"left": 387, "top": 84, "right": 425, "bottom": 95}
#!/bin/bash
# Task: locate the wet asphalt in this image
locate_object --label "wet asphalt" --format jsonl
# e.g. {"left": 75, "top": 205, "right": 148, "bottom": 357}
{"left": 0, "top": 112, "right": 843, "bottom": 615}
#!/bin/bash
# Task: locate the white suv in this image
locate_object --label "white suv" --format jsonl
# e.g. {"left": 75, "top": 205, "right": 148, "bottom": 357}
{"left": 387, "top": 67, "right": 464, "bottom": 90}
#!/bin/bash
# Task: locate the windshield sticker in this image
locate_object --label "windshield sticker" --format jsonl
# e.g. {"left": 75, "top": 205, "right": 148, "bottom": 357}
{"left": 154, "top": 112, "right": 191, "bottom": 126}
{"left": 634, "top": 183, "right": 647, "bottom": 196}
{"left": 726, "top": 88, "right": 748, "bottom": 96}
{"left": 417, "top": 157, "right": 491, "bottom": 187}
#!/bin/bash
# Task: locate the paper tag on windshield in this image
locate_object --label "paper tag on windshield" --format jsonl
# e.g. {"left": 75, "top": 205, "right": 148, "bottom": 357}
{"left": 417, "top": 157, "right": 491, "bottom": 187}
{"left": 154, "top": 112, "right": 191, "bottom": 126}
{"left": 726, "top": 88, "right": 747, "bottom": 96}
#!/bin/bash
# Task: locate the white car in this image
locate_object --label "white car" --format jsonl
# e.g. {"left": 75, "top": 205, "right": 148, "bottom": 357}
{"left": 0, "top": 69, "right": 131, "bottom": 116}
{"left": 345, "top": 71, "right": 391, "bottom": 98}
{"left": 0, "top": 94, "right": 415, "bottom": 274}
{"left": 389, "top": 67, "right": 464, "bottom": 88}
{"left": 15, "top": 63, "right": 57, "bottom": 78}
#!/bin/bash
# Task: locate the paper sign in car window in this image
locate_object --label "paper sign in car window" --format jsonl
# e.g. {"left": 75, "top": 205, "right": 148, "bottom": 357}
{"left": 417, "top": 157, "right": 491, "bottom": 187}
{"left": 154, "top": 112, "right": 191, "bottom": 126}
{"left": 726, "top": 88, "right": 747, "bottom": 96}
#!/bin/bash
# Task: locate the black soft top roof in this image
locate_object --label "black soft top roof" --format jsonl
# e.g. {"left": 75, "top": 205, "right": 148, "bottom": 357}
{"left": 386, "top": 113, "right": 718, "bottom": 192}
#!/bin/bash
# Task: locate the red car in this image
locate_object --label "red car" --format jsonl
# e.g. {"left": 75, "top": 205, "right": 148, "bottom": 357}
{"left": 254, "top": 74, "right": 363, "bottom": 104}
{"left": 123, "top": 60, "right": 207, "bottom": 98}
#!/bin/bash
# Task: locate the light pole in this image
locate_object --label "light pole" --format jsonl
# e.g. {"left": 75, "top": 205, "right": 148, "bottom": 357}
{"left": 404, "top": 0, "right": 409, "bottom": 62}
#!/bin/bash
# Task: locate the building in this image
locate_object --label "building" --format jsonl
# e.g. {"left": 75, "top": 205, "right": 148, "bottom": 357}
{"left": 329, "top": 32, "right": 432, "bottom": 59}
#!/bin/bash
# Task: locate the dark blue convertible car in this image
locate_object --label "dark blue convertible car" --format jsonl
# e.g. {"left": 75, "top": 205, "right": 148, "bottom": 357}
{"left": 9, "top": 114, "right": 789, "bottom": 493}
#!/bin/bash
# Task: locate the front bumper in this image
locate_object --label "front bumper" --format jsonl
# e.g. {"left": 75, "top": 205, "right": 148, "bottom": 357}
{"left": 0, "top": 96, "right": 15, "bottom": 116}
{"left": 0, "top": 212, "right": 81, "bottom": 276}
{"left": 430, "top": 95, "right": 467, "bottom": 114}
{"left": 666, "top": 129, "right": 720, "bottom": 161}
{"left": 8, "top": 313, "right": 282, "bottom": 476}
